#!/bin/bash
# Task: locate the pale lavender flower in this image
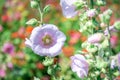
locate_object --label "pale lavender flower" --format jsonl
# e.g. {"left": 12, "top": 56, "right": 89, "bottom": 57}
{"left": 2, "top": 42, "right": 14, "bottom": 54}
{"left": 88, "top": 33, "right": 104, "bottom": 44}
{"left": 87, "top": 9, "right": 96, "bottom": 18}
{"left": 25, "top": 24, "right": 66, "bottom": 57}
{"left": 104, "top": 26, "right": 117, "bottom": 35}
{"left": 7, "top": 62, "right": 13, "bottom": 69}
{"left": 111, "top": 60, "right": 116, "bottom": 69}
{"left": 0, "top": 69, "right": 6, "bottom": 78}
{"left": 60, "top": 0, "right": 78, "bottom": 18}
{"left": 118, "top": 53, "right": 120, "bottom": 65}
{"left": 70, "top": 54, "right": 89, "bottom": 78}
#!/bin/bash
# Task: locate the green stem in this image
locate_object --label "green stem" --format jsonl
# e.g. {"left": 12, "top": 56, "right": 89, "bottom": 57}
{"left": 52, "top": 76, "right": 57, "bottom": 80}
{"left": 38, "top": 3, "right": 43, "bottom": 25}
{"left": 107, "top": 25, "right": 112, "bottom": 55}
{"left": 90, "top": 0, "right": 94, "bottom": 8}
{"left": 107, "top": 24, "right": 113, "bottom": 80}
{"left": 90, "top": 0, "right": 95, "bottom": 34}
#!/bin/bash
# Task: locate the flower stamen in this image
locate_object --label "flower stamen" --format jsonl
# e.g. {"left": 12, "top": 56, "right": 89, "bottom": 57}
{"left": 42, "top": 34, "right": 53, "bottom": 46}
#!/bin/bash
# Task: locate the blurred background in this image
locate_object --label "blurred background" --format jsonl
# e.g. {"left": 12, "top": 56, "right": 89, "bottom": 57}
{"left": 0, "top": 0, "right": 120, "bottom": 80}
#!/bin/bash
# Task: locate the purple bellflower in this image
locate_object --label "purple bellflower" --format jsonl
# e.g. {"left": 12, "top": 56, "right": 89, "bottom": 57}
{"left": 70, "top": 54, "right": 89, "bottom": 78}
{"left": 60, "top": 0, "right": 78, "bottom": 18}
{"left": 25, "top": 24, "right": 66, "bottom": 57}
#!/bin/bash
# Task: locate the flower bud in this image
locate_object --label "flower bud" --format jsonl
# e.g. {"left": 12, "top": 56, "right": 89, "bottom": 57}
{"left": 42, "top": 57, "right": 54, "bottom": 66}
{"left": 30, "top": 1, "right": 39, "bottom": 8}
{"left": 105, "top": 52, "right": 110, "bottom": 57}
{"left": 47, "top": 66, "right": 54, "bottom": 75}
{"left": 96, "top": 56, "right": 108, "bottom": 69}
{"left": 26, "top": 18, "right": 38, "bottom": 26}
{"left": 34, "top": 77, "right": 40, "bottom": 80}
{"left": 91, "top": 73, "right": 96, "bottom": 77}
{"left": 99, "top": 14, "right": 104, "bottom": 23}
{"left": 113, "top": 71, "right": 119, "bottom": 76}
{"left": 87, "top": 47, "right": 97, "bottom": 53}
{"left": 81, "top": 42, "right": 89, "bottom": 48}
{"left": 96, "top": 0, "right": 106, "bottom": 6}
{"left": 99, "top": 9, "right": 112, "bottom": 24}
{"left": 101, "top": 68, "right": 106, "bottom": 73}
{"left": 87, "top": 9, "right": 96, "bottom": 18}
{"left": 100, "top": 23, "right": 107, "bottom": 28}
{"left": 101, "top": 38, "right": 109, "bottom": 49}
{"left": 104, "top": 9, "right": 113, "bottom": 16}
{"left": 104, "top": 77, "right": 109, "bottom": 80}
{"left": 104, "top": 15, "right": 110, "bottom": 24}
{"left": 95, "top": 71, "right": 100, "bottom": 76}
{"left": 114, "top": 21, "right": 120, "bottom": 30}
{"left": 85, "top": 21, "right": 95, "bottom": 28}
{"left": 85, "top": 54, "right": 93, "bottom": 59}
{"left": 88, "top": 33, "right": 104, "bottom": 44}
{"left": 86, "top": 45, "right": 98, "bottom": 53}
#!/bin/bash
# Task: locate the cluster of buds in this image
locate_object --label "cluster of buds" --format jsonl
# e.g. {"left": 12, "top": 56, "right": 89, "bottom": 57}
{"left": 60, "top": 0, "right": 120, "bottom": 80}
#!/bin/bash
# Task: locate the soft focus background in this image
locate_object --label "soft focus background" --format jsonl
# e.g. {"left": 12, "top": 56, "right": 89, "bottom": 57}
{"left": 0, "top": 0, "right": 120, "bottom": 80}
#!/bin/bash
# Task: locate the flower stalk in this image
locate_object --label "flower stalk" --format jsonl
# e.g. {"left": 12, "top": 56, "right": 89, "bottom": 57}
{"left": 37, "top": 1, "right": 43, "bottom": 25}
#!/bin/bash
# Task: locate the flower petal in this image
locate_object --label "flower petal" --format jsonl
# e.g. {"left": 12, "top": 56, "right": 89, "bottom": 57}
{"left": 33, "top": 45, "right": 50, "bottom": 56}
{"left": 25, "top": 38, "right": 32, "bottom": 48}
{"left": 56, "top": 31, "right": 66, "bottom": 42}
{"left": 42, "top": 24, "right": 58, "bottom": 31}
{"left": 60, "top": 0, "right": 78, "bottom": 18}
{"left": 49, "top": 42, "right": 64, "bottom": 57}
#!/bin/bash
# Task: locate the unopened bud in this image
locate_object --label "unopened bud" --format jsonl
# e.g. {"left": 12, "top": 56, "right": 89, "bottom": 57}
{"left": 86, "top": 45, "right": 98, "bottom": 53}
{"left": 101, "top": 68, "right": 106, "bottom": 73}
{"left": 95, "top": 71, "right": 100, "bottom": 76}
{"left": 96, "top": 0, "right": 106, "bottom": 6}
{"left": 85, "top": 21, "right": 95, "bottom": 28}
{"left": 101, "top": 38, "right": 109, "bottom": 49}
{"left": 34, "top": 77, "right": 40, "bottom": 80}
{"left": 87, "top": 9, "right": 96, "bottom": 18}
{"left": 47, "top": 66, "right": 54, "bottom": 75}
{"left": 105, "top": 52, "right": 110, "bottom": 57}
{"left": 113, "top": 71, "right": 119, "bottom": 76}
{"left": 81, "top": 42, "right": 89, "bottom": 48}
{"left": 114, "top": 21, "right": 120, "bottom": 30}
{"left": 104, "top": 9, "right": 113, "bottom": 16}
{"left": 88, "top": 33, "right": 104, "bottom": 44}
{"left": 43, "top": 57, "right": 54, "bottom": 66}
{"left": 30, "top": 1, "right": 39, "bottom": 8}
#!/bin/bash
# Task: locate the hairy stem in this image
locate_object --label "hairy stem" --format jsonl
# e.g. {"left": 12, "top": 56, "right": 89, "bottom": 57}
{"left": 107, "top": 24, "right": 113, "bottom": 80}
{"left": 90, "top": 0, "right": 94, "bottom": 8}
{"left": 38, "top": 1, "right": 43, "bottom": 25}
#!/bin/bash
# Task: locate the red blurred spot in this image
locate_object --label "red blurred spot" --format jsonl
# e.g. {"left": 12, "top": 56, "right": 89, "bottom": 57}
{"left": 68, "top": 30, "right": 81, "bottom": 45}
{"left": 11, "top": 32, "right": 18, "bottom": 38}
{"left": 1, "top": 14, "right": 9, "bottom": 22}
{"left": 26, "top": 26, "right": 33, "bottom": 33}
{"left": 115, "top": 76, "right": 120, "bottom": 80}
{"left": 62, "top": 46, "right": 74, "bottom": 57}
{"left": 36, "top": 62, "right": 45, "bottom": 70}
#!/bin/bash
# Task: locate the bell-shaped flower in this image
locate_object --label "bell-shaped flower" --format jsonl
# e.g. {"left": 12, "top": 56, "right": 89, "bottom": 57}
{"left": 25, "top": 24, "right": 66, "bottom": 57}
{"left": 70, "top": 54, "right": 89, "bottom": 78}
{"left": 60, "top": 0, "right": 78, "bottom": 18}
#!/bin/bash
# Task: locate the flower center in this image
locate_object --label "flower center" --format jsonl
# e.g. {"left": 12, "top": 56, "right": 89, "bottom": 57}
{"left": 42, "top": 34, "right": 53, "bottom": 46}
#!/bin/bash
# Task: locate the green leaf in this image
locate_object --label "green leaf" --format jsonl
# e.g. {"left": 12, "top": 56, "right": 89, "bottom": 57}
{"left": 26, "top": 18, "right": 38, "bottom": 26}
{"left": 43, "top": 5, "right": 51, "bottom": 13}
